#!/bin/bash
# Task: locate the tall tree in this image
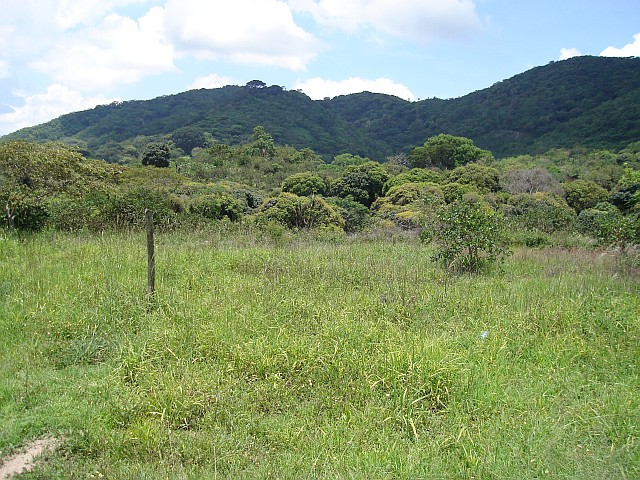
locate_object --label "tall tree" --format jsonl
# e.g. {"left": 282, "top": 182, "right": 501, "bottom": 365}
{"left": 142, "top": 143, "right": 171, "bottom": 168}
{"left": 249, "top": 126, "right": 276, "bottom": 158}
{"left": 409, "top": 134, "right": 493, "bottom": 170}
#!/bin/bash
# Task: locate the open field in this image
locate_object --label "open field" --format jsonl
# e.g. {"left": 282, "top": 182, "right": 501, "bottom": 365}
{"left": 0, "top": 227, "right": 638, "bottom": 479}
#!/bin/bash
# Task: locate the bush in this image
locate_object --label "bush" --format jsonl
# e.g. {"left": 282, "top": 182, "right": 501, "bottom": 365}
{"left": 383, "top": 169, "right": 444, "bottom": 195}
{"left": 281, "top": 172, "right": 327, "bottom": 197}
{"left": 504, "top": 193, "right": 576, "bottom": 233}
{"left": 326, "top": 197, "right": 371, "bottom": 233}
{"left": 441, "top": 183, "right": 478, "bottom": 204}
{"left": 257, "top": 192, "right": 345, "bottom": 230}
{"left": 421, "top": 201, "right": 510, "bottom": 273}
{"left": 189, "top": 193, "right": 243, "bottom": 221}
{"left": 579, "top": 205, "right": 639, "bottom": 247}
{"left": 563, "top": 179, "right": 610, "bottom": 213}
{"left": 446, "top": 163, "right": 501, "bottom": 193}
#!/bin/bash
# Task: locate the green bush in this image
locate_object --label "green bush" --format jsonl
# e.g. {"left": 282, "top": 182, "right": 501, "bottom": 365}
{"left": 446, "top": 163, "right": 501, "bottom": 193}
{"left": 189, "top": 193, "right": 243, "bottom": 221}
{"left": 505, "top": 192, "right": 576, "bottom": 233}
{"left": 563, "top": 179, "right": 610, "bottom": 213}
{"left": 326, "top": 197, "right": 371, "bottom": 232}
{"left": 257, "top": 192, "right": 345, "bottom": 230}
{"left": 383, "top": 169, "right": 444, "bottom": 195}
{"left": 281, "top": 172, "right": 327, "bottom": 197}
{"left": 422, "top": 201, "right": 510, "bottom": 273}
{"left": 441, "top": 182, "right": 478, "bottom": 204}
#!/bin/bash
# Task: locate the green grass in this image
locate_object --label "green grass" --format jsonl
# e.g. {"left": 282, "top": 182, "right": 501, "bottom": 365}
{"left": 0, "top": 227, "right": 638, "bottom": 479}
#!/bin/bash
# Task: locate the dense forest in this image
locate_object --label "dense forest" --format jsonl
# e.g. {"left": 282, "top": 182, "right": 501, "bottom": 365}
{"left": 3, "top": 56, "right": 640, "bottom": 162}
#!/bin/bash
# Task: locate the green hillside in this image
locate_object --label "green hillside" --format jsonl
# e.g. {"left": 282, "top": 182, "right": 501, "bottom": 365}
{"left": 3, "top": 56, "right": 640, "bottom": 161}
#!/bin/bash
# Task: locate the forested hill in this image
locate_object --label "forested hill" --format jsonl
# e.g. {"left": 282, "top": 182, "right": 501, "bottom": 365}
{"left": 3, "top": 56, "right": 640, "bottom": 161}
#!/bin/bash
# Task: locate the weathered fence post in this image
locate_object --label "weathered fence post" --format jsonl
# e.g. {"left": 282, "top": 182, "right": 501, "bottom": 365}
{"left": 146, "top": 209, "right": 155, "bottom": 298}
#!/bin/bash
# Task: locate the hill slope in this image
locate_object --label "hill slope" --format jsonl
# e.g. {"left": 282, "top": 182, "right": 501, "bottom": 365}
{"left": 3, "top": 56, "right": 640, "bottom": 160}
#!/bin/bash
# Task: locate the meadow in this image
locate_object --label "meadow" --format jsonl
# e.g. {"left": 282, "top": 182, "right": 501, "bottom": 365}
{"left": 0, "top": 226, "right": 638, "bottom": 479}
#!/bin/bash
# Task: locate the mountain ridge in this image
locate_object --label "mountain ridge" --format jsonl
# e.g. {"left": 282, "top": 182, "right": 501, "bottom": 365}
{"left": 3, "top": 56, "right": 640, "bottom": 160}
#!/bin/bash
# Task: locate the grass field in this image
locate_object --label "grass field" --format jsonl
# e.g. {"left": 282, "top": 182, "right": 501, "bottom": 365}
{"left": 0, "top": 226, "right": 638, "bottom": 479}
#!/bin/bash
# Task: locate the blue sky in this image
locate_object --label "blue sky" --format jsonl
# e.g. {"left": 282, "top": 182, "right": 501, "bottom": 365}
{"left": 0, "top": 0, "right": 638, "bottom": 135}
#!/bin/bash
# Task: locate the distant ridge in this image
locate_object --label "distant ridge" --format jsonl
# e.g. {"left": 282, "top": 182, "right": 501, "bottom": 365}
{"left": 3, "top": 56, "right": 640, "bottom": 160}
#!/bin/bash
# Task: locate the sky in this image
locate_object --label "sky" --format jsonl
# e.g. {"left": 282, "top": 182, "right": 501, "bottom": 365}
{"left": 0, "top": 0, "right": 638, "bottom": 136}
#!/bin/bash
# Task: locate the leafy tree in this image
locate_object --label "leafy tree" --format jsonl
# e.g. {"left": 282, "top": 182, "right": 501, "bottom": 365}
{"left": 409, "top": 134, "right": 493, "bottom": 169}
{"left": 422, "top": 200, "right": 510, "bottom": 273}
{"left": 142, "top": 143, "right": 171, "bottom": 167}
{"left": 246, "top": 80, "right": 267, "bottom": 89}
{"left": 330, "top": 161, "right": 389, "bottom": 207}
{"left": 248, "top": 126, "right": 276, "bottom": 158}
{"left": 281, "top": 172, "right": 327, "bottom": 197}
{"left": 171, "top": 127, "right": 206, "bottom": 153}
{"left": 562, "top": 179, "right": 610, "bottom": 213}
{"left": 447, "top": 163, "right": 500, "bottom": 193}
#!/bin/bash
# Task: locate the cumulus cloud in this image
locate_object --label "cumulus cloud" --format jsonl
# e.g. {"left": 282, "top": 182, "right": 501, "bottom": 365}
{"left": 559, "top": 48, "right": 582, "bottom": 60}
{"left": 288, "top": 0, "right": 481, "bottom": 42}
{"left": 600, "top": 33, "right": 640, "bottom": 57}
{"left": 164, "top": 0, "right": 322, "bottom": 70}
{"left": 293, "top": 77, "right": 416, "bottom": 100}
{"left": 188, "top": 74, "right": 236, "bottom": 90}
{"left": 2, "top": 0, "right": 151, "bottom": 31}
{"left": 30, "top": 7, "right": 176, "bottom": 91}
{"left": 0, "top": 84, "right": 116, "bottom": 135}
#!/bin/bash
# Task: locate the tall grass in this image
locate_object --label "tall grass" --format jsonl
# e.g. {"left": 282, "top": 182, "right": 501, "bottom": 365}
{"left": 0, "top": 227, "right": 638, "bottom": 478}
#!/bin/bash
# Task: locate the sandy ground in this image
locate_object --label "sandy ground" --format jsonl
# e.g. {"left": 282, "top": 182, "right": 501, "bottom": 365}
{"left": 0, "top": 438, "right": 59, "bottom": 479}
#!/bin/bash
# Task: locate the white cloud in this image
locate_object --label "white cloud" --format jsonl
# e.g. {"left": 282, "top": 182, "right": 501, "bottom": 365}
{"left": 288, "top": 0, "right": 481, "bottom": 42}
{"left": 1, "top": 0, "right": 152, "bottom": 31}
{"left": 188, "top": 74, "right": 236, "bottom": 90}
{"left": 293, "top": 77, "right": 416, "bottom": 100}
{"left": 600, "top": 33, "right": 640, "bottom": 57}
{"left": 163, "top": 0, "right": 322, "bottom": 70}
{"left": 30, "top": 7, "right": 176, "bottom": 91}
{"left": 0, "top": 84, "right": 116, "bottom": 135}
{"left": 559, "top": 48, "right": 582, "bottom": 60}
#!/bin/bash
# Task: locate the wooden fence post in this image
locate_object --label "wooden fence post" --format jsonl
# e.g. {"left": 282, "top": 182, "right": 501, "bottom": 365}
{"left": 146, "top": 209, "right": 155, "bottom": 297}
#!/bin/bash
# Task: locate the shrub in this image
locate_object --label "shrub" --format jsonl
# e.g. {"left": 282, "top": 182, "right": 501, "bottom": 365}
{"left": 563, "top": 179, "right": 610, "bottom": 213}
{"left": 422, "top": 201, "right": 510, "bottom": 273}
{"left": 446, "top": 163, "right": 501, "bottom": 193}
{"left": 281, "top": 172, "right": 327, "bottom": 197}
{"left": 505, "top": 193, "right": 576, "bottom": 233}
{"left": 257, "top": 192, "right": 345, "bottom": 230}
{"left": 326, "top": 197, "right": 371, "bottom": 232}
{"left": 383, "top": 169, "right": 444, "bottom": 195}
{"left": 330, "top": 161, "right": 389, "bottom": 207}
{"left": 189, "top": 193, "right": 243, "bottom": 221}
{"left": 441, "top": 183, "right": 478, "bottom": 204}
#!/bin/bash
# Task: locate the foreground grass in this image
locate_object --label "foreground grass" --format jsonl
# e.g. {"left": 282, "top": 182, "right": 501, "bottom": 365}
{"left": 0, "top": 227, "right": 638, "bottom": 479}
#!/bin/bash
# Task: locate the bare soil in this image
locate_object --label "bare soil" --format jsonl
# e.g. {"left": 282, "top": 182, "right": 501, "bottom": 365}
{"left": 0, "top": 438, "right": 59, "bottom": 479}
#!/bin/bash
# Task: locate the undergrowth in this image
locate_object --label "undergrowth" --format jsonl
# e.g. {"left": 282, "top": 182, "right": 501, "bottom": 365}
{"left": 0, "top": 228, "right": 638, "bottom": 479}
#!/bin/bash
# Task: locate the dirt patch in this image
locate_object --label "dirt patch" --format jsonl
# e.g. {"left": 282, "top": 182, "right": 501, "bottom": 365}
{"left": 0, "top": 437, "right": 59, "bottom": 479}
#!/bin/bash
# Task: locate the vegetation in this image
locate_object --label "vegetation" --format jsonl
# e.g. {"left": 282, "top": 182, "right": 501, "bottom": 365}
{"left": 3, "top": 56, "right": 640, "bottom": 161}
{"left": 1, "top": 59, "right": 640, "bottom": 477}
{"left": 0, "top": 228, "right": 638, "bottom": 478}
